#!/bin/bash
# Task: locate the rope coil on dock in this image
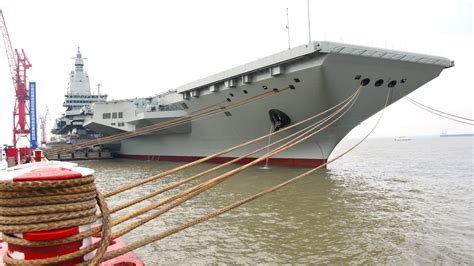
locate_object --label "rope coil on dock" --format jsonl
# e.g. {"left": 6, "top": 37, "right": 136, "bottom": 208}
{"left": 0, "top": 163, "right": 111, "bottom": 266}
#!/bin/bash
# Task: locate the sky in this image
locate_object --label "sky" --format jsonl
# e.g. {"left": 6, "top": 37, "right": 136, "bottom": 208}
{"left": 0, "top": 0, "right": 472, "bottom": 146}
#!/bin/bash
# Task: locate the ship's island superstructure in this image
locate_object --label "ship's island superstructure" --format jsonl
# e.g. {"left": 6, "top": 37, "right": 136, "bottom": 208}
{"left": 51, "top": 48, "right": 107, "bottom": 143}
{"left": 60, "top": 41, "right": 451, "bottom": 167}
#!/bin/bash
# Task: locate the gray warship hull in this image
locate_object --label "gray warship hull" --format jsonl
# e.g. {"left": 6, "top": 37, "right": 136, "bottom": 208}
{"left": 84, "top": 42, "right": 452, "bottom": 167}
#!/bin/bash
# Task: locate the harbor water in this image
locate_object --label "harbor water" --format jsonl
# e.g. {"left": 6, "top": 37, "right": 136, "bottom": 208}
{"left": 76, "top": 136, "right": 473, "bottom": 264}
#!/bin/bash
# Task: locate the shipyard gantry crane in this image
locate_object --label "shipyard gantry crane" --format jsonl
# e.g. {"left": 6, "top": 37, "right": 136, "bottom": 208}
{"left": 39, "top": 106, "right": 49, "bottom": 146}
{"left": 0, "top": 9, "right": 33, "bottom": 148}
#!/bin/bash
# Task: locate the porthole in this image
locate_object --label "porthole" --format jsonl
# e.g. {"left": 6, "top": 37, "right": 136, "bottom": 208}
{"left": 224, "top": 111, "right": 232, "bottom": 117}
{"left": 388, "top": 80, "right": 397, "bottom": 88}
{"left": 226, "top": 98, "right": 231, "bottom": 102}
{"left": 374, "top": 79, "right": 384, "bottom": 87}
{"left": 262, "top": 85, "right": 268, "bottom": 90}
{"left": 273, "top": 88, "right": 279, "bottom": 92}
{"left": 229, "top": 93, "right": 234, "bottom": 97}
{"left": 354, "top": 75, "right": 362, "bottom": 80}
{"left": 360, "top": 78, "right": 370, "bottom": 86}
{"left": 401, "top": 78, "right": 407, "bottom": 83}
{"left": 243, "top": 90, "right": 248, "bottom": 94}
{"left": 294, "top": 78, "right": 301, "bottom": 83}
{"left": 289, "top": 85, "right": 295, "bottom": 90}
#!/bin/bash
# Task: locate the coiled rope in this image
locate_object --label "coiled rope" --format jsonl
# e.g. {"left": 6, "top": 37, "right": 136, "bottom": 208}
{"left": 0, "top": 175, "right": 112, "bottom": 265}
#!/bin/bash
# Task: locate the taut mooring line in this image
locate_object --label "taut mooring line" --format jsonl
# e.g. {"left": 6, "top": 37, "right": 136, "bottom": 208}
{"left": 96, "top": 86, "right": 391, "bottom": 264}
{"left": 406, "top": 97, "right": 473, "bottom": 125}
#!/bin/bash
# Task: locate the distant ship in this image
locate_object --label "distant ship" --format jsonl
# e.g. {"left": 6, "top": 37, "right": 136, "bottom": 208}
{"left": 440, "top": 132, "right": 474, "bottom": 137}
{"left": 53, "top": 41, "right": 453, "bottom": 167}
{"left": 394, "top": 136, "right": 411, "bottom": 141}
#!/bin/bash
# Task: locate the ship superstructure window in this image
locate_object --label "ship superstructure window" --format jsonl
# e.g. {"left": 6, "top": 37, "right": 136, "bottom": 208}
{"left": 103, "top": 113, "right": 111, "bottom": 119}
{"left": 118, "top": 112, "right": 123, "bottom": 118}
{"left": 112, "top": 112, "right": 117, "bottom": 119}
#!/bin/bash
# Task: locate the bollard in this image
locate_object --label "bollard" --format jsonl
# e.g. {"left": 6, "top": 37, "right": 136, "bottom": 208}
{"left": 33, "top": 149, "right": 43, "bottom": 162}
{"left": 1, "top": 162, "right": 95, "bottom": 265}
{"left": 5, "top": 148, "right": 18, "bottom": 167}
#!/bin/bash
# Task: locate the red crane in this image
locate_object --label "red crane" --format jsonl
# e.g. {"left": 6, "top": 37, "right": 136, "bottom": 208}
{"left": 0, "top": 9, "right": 32, "bottom": 148}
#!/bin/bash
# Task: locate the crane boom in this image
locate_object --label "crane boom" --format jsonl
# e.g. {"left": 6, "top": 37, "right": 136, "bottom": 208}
{"left": 0, "top": 9, "right": 16, "bottom": 87}
{"left": 0, "top": 9, "right": 33, "bottom": 148}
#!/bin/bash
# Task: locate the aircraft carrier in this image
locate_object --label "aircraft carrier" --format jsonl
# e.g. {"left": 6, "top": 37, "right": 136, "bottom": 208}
{"left": 54, "top": 41, "right": 453, "bottom": 167}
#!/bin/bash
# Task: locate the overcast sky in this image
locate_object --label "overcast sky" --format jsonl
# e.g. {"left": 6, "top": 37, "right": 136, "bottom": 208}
{"left": 0, "top": 0, "right": 472, "bottom": 146}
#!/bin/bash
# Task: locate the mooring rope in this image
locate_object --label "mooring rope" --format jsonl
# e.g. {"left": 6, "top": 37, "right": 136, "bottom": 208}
{"left": 105, "top": 86, "right": 361, "bottom": 228}
{"left": 108, "top": 89, "right": 357, "bottom": 214}
{"left": 85, "top": 84, "right": 375, "bottom": 263}
{"left": 406, "top": 97, "right": 473, "bottom": 125}
{"left": 97, "top": 86, "right": 392, "bottom": 263}
{"left": 0, "top": 83, "right": 374, "bottom": 265}
{"left": 45, "top": 83, "right": 360, "bottom": 264}
{"left": 2, "top": 84, "right": 360, "bottom": 251}
{"left": 92, "top": 87, "right": 362, "bottom": 247}
{"left": 104, "top": 86, "right": 361, "bottom": 198}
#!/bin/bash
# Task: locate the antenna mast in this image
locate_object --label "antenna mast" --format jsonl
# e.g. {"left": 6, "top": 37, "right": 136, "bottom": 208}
{"left": 307, "top": 0, "right": 312, "bottom": 43}
{"left": 286, "top": 8, "right": 291, "bottom": 49}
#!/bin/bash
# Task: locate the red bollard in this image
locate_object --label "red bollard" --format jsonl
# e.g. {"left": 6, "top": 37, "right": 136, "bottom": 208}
{"left": 3, "top": 162, "right": 95, "bottom": 265}
{"left": 33, "top": 150, "right": 43, "bottom": 162}
{"left": 5, "top": 148, "right": 18, "bottom": 167}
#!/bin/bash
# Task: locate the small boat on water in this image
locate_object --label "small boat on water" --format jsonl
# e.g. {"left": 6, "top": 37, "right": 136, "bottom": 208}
{"left": 394, "top": 136, "right": 411, "bottom": 141}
